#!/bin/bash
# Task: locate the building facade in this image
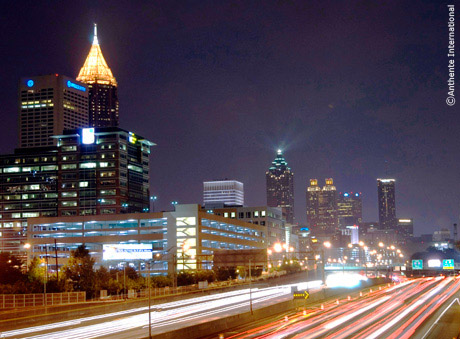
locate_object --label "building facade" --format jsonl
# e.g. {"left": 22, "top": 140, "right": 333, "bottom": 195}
{"left": 266, "top": 150, "right": 294, "bottom": 223}
{"left": 337, "top": 192, "right": 362, "bottom": 228}
{"left": 0, "top": 148, "right": 58, "bottom": 254}
{"left": 0, "top": 127, "right": 153, "bottom": 255}
{"left": 77, "top": 24, "right": 119, "bottom": 128}
{"left": 18, "top": 74, "right": 88, "bottom": 148}
{"left": 397, "top": 218, "right": 414, "bottom": 238}
{"left": 53, "top": 127, "right": 153, "bottom": 216}
{"left": 27, "top": 204, "right": 266, "bottom": 274}
{"left": 210, "top": 206, "right": 286, "bottom": 248}
{"left": 306, "top": 178, "right": 338, "bottom": 234}
{"left": 377, "top": 178, "right": 396, "bottom": 230}
{"left": 203, "top": 180, "right": 244, "bottom": 208}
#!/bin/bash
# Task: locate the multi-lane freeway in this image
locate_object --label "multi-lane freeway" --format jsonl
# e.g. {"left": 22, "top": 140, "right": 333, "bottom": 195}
{"left": 221, "top": 275, "right": 460, "bottom": 339}
{"left": 0, "top": 282, "right": 320, "bottom": 339}
{"left": 1, "top": 276, "right": 459, "bottom": 339}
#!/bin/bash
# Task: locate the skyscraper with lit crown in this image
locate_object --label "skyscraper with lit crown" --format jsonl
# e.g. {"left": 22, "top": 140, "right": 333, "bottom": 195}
{"left": 266, "top": 149, "right": 294, "bottom": 223}
{"left": 77, "top": 24, "right": 119, "bottom": 127}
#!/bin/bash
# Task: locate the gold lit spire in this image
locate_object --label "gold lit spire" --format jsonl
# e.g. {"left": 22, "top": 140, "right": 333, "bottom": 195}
{"left": 77, "top": 24, "right": 117, "bottom": 86}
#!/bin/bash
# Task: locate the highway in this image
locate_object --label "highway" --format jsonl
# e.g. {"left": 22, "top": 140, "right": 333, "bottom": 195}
{"left": 222, "top": 276, "right": 460, "bottom": 339}
{"left": 0, "top": 281, "right": 322, "bottom": 339}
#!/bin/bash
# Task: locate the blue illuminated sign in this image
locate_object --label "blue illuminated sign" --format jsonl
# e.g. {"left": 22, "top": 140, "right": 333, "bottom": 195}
{"left": 67, "top": 80, "right": 86, "bottom": 92}
{"left": 343, "top": 193, "right": 349, "bottom": 197}
{"left": 355, "top": 193, "right": 360, "bottom": 197}
{"left": 27, "top": 80, "right": 34, "bottom": 87}
{"left": 300, "top": 227, "right": 310, "bottom": 232}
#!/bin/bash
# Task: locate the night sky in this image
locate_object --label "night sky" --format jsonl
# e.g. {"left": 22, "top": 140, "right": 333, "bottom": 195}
{"left": 0, "top": 1, "right": 457, "bottom": 235}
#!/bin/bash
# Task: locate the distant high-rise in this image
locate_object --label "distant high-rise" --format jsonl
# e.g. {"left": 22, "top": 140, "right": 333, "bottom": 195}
{"left": 377, "top": 178, "right": 396, "bottom": 230}
{"left": 203, "top": 180, "right": 244, "bottom": 208}
{"left": 266, "top": 150, "right": 294, "bottom": 223}
{"left": 18, "top": 74, "right": 88, "bottom": 148}
{"left": 306, "top": 178, "right": 338, "bottom": 234}
{"left": 77, "top": 24, "right": 119, "bottom": 128}
{"left": 337, "top": 192, "right": 362, "bottom": 228}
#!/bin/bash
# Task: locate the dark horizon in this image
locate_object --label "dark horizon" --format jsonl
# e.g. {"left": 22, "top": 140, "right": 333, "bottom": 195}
{"left": 0, "top": 1, "right": 457, "bottom": 236}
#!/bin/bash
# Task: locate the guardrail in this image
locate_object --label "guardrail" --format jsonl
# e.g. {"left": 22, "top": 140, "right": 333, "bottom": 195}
{"left": 0, "top": 292, "right": 86, "bottom": 309}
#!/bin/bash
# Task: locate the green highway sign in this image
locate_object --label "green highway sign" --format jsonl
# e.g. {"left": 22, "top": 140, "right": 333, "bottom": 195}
{"left": 442, "top": 259, "right": 454, "bottom": 270}
{"left": 293, "top": 291, "right": 310, "bottom": 300}
{"left": 412, "top": 260, "right": 423, "bottom": 270}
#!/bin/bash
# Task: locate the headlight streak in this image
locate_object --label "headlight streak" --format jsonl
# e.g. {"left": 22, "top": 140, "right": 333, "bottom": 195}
{"left": 389, "top": 278, "right": 460, "bottom": 339}
{"left": 256, "top": 278, "right": 454, "bottom": 339}
{"left": 352, "top": 278, "right": 453, "bottom": 339}
{"left": 7, "top": 286, "right": 292, "bottom": 339}
{"left": 364, "top": 278, "right": 452, "bottom": 339}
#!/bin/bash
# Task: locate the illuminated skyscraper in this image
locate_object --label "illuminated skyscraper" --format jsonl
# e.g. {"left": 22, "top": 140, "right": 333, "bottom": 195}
{"left": 18, "top": 74, "right": 88, "bottom": 148}
{"left": 337, "top": 192, "right": 362, "bottom": 228}
{"left": 377, "top": 178, "right": 396, "bottom": 230}
{"left": 306, "top": 178, "right": 338, "bottom": 234}
{"left": 77, "top": 24, "right": 119, "bottom": 127}
{"left": 266, "top": 150, "right": 294, "bottom": 223}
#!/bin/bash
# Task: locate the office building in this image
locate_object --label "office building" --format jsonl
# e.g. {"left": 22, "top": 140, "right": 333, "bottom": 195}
{"left": 266, "top": 150, "right": 294, "bottom": 223}
{"left": 77, "top": 24, "right": 119, "bottom": 128}
{"left": 433, "top": 228, "right": 451, "bottom": 242}
{"left": 0, "top": 127, "right": 153, "bottom": 255}
{"left": 306, "top": 178, "right": 338, "bottom": 234}
{"left": 210, "top": 206, "right": 286, "bottom": 247}
{"left": 203, "top": 180, "right": 244, "bottom": 208}
{"left": 18, "top": 74, "right": 88, "bottom": 148}
{"left": 337, "top": 192, "right": 362, "bottom": 228}
{"left": 0, "top": 147, "right": 58, "bottom": 254}
{"left": 26, "top": 204, "right": 265, "bottom": 273}
{"left": 397, "top": 218, "right": 414, "bottom": 238}
{"left": 53, "top": 127, "right": 154, "bottom": 216}
{"left": 377, "top": 178, "right": 396, "bottom": 230}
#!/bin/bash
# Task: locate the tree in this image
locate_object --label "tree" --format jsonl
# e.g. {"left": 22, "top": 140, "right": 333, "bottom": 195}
{"left": 63, "top": 244, "right": 96, "bottom": 298}
{"left": 0, "top": 253, "right": 25, "bottom": 285}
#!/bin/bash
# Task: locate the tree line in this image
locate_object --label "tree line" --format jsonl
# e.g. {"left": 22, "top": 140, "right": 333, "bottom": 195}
{"left": 0, "top": 245, "right": 302, "bottom": 299}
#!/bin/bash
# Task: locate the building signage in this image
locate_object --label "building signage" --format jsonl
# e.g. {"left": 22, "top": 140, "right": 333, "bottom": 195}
{"left": 66, "top": 80, "right": 86, "bottom": 92}
{"left": 412, "top": 260, "right": 423, "bottom": 270}
{"left": 103, "top": 244, "right": 152, "bottom": 260}
{"left": 82, "top": 128, "right": 95, "bottom": 144}
{"left": 442, "top": 259, "right": 454, "bottom": 270}
{"left": 293, "top": 291, "right": 310, "bottom": 300}
{"left": 27, "top": 80, "right": 34, "bottom": 87}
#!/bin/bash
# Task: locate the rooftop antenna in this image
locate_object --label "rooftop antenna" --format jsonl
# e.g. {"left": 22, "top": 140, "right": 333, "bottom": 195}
{"left": 93, "top": 23, "right": 99, "bottom": 45}
{"left": 454, "top": 223, "right": 458, "bottom": 241}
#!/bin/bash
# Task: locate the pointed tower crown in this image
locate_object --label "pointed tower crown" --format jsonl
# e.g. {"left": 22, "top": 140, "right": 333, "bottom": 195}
{"left": 268, "top": 149, "right": 291, "bottom": 172}
{"left": 77, "top": 24, "right": 117, "bottom": 86}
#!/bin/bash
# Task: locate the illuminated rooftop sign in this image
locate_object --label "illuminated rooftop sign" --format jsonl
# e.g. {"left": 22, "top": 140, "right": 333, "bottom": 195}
{"left": 27, "top": 80, "right": 34, "bottom": 87}
{"left": 67, "top": 80, "right": 86, "bottom": 92}
{"left": 82, "top": 128, "right": 95, "bottom": 144}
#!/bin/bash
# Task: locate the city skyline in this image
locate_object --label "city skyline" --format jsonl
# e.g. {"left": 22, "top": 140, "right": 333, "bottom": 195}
{"left": 0, "top": 1, "right": 457, "bottom": 235}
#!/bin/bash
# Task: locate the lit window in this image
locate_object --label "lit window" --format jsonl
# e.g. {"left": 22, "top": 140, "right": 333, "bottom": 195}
{"left": 79, "top": 181, "right": 89, "bottom": 187}
{"left": 79, "top": 162, "right": 97, "bottom": 169}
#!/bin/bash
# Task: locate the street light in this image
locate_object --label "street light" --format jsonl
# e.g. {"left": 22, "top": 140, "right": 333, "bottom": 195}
{"left": 273, "top": 243, "right": 283, "bottom": 253}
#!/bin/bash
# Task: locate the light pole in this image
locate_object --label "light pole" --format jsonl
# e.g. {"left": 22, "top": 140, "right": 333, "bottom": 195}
{"left": 123, "top": 265, "right": 126, "bottom": 300}
{"left": 147, "top": 261, "right": 152, "bottom": 339}
{"left": 249, "top": 259, "right": 253, "bottom": 315}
